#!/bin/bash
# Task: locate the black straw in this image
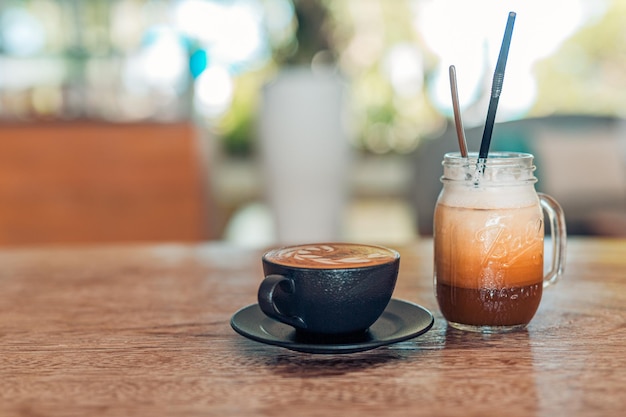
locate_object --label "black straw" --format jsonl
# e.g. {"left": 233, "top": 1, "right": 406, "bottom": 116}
{"left": 478, "top": 11, "right": 516, "bottom": 160}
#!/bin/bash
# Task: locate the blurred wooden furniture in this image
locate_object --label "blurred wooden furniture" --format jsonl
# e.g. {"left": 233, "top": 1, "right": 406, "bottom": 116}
{"left": 0, "top": 121, "right": 212, "bottom": 246}
{"left": 1, "top": 238, "right": 625, "bottom": 416}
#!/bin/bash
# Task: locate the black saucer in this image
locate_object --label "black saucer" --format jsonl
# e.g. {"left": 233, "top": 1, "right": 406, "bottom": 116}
{"left": 230, "top": 298, "right": 434, "bottom": 354}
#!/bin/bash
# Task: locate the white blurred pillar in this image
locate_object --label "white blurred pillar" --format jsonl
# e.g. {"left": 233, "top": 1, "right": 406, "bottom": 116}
{"left": 258, "top": 67, "right": 352, "bottom": 245}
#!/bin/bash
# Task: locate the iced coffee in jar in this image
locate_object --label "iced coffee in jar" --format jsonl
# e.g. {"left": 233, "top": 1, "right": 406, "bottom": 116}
{"left": 433, "top": 152, "right": 566, "bottom": 333}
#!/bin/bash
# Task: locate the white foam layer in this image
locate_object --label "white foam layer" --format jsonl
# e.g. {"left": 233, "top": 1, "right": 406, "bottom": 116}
{"left": 438, "top": 184, "right": 539, "bottom": 209}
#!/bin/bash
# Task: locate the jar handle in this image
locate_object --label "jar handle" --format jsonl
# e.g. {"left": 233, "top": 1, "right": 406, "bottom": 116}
{"left": 538, "top": 192, "right": 567, "bottom": 287}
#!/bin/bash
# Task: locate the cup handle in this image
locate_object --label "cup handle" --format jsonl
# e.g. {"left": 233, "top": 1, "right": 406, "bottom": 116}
{"left": 257, "top": 274, "right": 306, "bottom": 329}
{"left": 538, "top": 192, "right": 567, "bottom": 288}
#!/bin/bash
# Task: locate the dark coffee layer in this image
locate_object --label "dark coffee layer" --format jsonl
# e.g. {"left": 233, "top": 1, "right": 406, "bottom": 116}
{"left": 265, "top": 243, "right": 397, "bottom": 269}
{"left": 437, "top": 282, "right": 542, "bottom": 326}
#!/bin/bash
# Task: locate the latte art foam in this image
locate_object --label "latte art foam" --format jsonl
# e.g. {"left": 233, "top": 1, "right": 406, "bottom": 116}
{"left": 265, "top": 243, "right": 397, "bottom": 269}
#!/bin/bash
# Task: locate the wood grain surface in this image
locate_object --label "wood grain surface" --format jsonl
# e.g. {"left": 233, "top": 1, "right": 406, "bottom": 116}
{"left": 1, "top": 238, "right": 625, "bottom": 416}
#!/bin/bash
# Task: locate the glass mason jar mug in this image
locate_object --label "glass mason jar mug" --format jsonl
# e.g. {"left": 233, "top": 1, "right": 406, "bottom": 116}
{"left": 433, "top": 152, "right": 567, "bottom": 333}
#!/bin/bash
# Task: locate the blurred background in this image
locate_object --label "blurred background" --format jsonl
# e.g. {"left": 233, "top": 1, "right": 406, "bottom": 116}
{"left": 0, "top": 0, "right": 625, "bottom": 247}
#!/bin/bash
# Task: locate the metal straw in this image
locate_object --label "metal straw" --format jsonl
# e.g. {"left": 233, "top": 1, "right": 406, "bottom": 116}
{"left": 449, "top": 65, "right": 468, "bottom": 157}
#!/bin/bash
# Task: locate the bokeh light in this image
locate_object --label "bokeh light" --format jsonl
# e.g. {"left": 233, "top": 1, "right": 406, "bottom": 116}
{"left": 174, "top": 0, "right": 269, "bottom": 71}
{"left": 194, "top": 65, "right": 234, "bottom": 118}
{"left": 414, "top": 0, "right": 610, "bottom": 123}
{"left": 1, "top": 7, "right": 46, "bottom": 56}
{"left": 0, "top": 0, "right": 624, "bottom": 154}
{"left": 382, "top": 43, "right": 424, "bottom": 99}
{"left": 130, "top": 26, "right": 189, "bottom": 92}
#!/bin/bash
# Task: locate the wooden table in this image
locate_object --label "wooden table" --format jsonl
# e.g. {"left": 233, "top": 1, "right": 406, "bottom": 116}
{"left": 2, "top": 238, "right": 625, "bottom": 416}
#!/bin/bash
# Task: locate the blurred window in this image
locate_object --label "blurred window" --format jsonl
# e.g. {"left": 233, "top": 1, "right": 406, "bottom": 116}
{"left": 0, "top": 0, "right": 623, "bottom": 154}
